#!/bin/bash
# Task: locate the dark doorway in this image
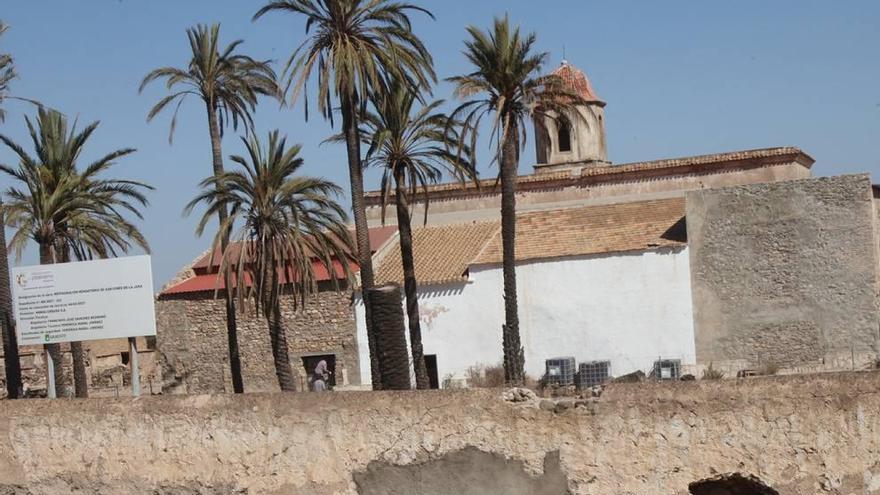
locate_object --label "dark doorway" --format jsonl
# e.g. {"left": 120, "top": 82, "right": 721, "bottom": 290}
{"left": 424, "top": 355, "right": 439, "bottom": 389}
{"left": 689, "top": 473, "right": 778, "bottom": 495}
{"left": 301, "top": 354, "right": 336, "bottom": 389}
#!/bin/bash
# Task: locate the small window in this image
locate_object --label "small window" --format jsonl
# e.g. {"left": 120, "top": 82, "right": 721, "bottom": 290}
{"left": 557, "top": 123, "right": 572, "bottom": 152}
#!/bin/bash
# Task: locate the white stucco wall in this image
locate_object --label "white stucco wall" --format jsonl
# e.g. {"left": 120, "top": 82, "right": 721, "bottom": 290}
{"left": 356, "top": 247, "right": 696, "bottom": 386}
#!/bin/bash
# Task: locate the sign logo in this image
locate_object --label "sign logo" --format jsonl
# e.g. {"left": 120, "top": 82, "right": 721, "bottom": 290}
{"left": 16, "top": 273, "right": 27, "bottom": 289}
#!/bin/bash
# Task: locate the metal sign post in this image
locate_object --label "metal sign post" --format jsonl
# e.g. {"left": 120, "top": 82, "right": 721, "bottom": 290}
{"left": 44, "top": 345, "right": 56, "bottom": 399}
{"left": 129, "top": 337, "right": 140, "bottom": 397}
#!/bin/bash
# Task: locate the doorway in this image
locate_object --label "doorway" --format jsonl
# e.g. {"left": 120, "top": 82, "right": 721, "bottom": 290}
{"left": 424, "top": 355, "right": 439, "bottom": 389}
{"left": 301, "top": 354, "right": 336, "bottom": 390}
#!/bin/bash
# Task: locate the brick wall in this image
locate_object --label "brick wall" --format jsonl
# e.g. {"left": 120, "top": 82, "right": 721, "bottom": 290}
{"left": 156, "top": 286, "right": 360, "bottom": 394}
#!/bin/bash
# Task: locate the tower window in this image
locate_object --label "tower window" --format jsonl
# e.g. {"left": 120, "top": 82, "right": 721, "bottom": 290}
{"left": 557, "top": 123, "right": 572, "bottom": 152}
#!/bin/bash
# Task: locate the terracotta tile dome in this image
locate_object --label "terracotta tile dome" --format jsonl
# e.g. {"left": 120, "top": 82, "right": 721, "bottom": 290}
{"left": 552, "top": 60, "right": 604, "bottom": 105}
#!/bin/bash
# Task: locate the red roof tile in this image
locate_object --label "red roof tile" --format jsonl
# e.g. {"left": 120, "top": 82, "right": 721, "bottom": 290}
{"left": 552, "top": 61, "right": 603, "bottom": 104}
{"left": 161, "top": 226, "right": 398, "bottom": 297}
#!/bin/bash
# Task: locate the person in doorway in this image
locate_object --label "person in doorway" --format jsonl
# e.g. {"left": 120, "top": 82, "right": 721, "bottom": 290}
{"left": 311, "top": 359, "right": 331, "bottom": 392}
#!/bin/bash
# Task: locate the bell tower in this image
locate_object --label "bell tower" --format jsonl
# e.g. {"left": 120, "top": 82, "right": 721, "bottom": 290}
{"left": 534, "top": 60, "right": 609, "bottom": 175}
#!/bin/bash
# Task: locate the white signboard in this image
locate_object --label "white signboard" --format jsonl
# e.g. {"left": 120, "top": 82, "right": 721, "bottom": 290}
{"left": 12, "top": 255, "right": 156, "bottom": 345}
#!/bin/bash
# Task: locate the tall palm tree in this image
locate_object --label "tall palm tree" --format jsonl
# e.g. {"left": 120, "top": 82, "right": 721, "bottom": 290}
{"left": 0, "top": 109, "right": 152, "bottom": 398}
{"left": 186, "top": 131, "right": 354, "bottom": 392}
{"left": 357, "top": 81, "right": 475, "bottom": 389}
{"left": 140, "top": 23, "right": 277, "bottom": 394}
{"left": 253, "top": 0, "right": 435, "bottom": 389}
{"left": 448, "top": 16, "right": 586, "bottom": 385}
{"left": 0, "top": 20, "right": 23, "bottom": 398}
{"left": 0, "top": 200, "right": 22, "bottom": 399}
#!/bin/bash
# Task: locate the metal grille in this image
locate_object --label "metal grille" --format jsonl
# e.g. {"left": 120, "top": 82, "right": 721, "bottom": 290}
{"left": 653, "top": 359, "right": 681, "bottom": 380}
{"left": 577, "top": 361, "right": 611, "bottom": 389}
{"left": 545, "top": 357, "right": 576, "bottom": 386}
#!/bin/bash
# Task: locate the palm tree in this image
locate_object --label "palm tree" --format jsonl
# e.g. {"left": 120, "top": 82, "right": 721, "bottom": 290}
{"left": 0, "top": 20, "right": 23, "bottom": 398}
{"left": 0, "top": 200, "right": 22, "bottom": 399}
{"left": 253, "top": 0, "right": 435, "bottom": 389}
{"left": 0, "top": 109, "right": 152, "bottom": 398}
{"left": 357, "top": 81, "right": 475, "bottom": 389}
{"left": 140, "top": 23, "right": 277, "bottom": 394}
{"left": 0, "top": 22, "right": 15, "bottom": 124}
{"left": 186, "top": 130, "right": 354, "bottom": 391}
{"left": 448, "top": 16, "right": 586, "bottom": 385}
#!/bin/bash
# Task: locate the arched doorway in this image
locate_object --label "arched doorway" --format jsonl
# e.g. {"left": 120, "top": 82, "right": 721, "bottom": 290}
{"left": 689, "top": 473, "right": 778, "bottom": 495}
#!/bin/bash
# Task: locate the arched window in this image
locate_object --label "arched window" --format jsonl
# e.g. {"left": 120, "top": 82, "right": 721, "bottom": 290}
{"left": 557, "top": 122, "right": 571, "bottom": 152}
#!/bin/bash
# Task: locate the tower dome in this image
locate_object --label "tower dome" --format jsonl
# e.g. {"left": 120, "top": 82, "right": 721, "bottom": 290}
{"left": 534, "top": 60, "right": 609, "bottom": 174}
{"left": 552, "top": 60, "right": 604, "bottom": 106}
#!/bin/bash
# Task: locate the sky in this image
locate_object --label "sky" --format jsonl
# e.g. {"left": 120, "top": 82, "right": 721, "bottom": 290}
{"left": 1, "top": 1, "right": 879, "bottom": 287}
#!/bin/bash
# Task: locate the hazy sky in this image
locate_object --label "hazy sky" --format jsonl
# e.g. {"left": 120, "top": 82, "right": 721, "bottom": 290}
{"left": 1, "top": 1, "right": 879, "bottom": 286}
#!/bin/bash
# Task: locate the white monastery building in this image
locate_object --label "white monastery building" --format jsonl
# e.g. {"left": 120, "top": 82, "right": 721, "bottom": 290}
{"left": 355, "top": 60, "right": 816, "bottom": 386}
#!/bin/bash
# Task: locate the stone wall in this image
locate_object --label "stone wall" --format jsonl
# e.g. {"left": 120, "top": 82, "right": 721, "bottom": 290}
{"left": 1, "top": 372, "right": 880, "bottom": 494}
{"left": 156, "top": 286, "right": 360, "bottom": 394}
{"left": 0, "top": 337, "right": 158, "bottom": 397}
{"left": 687, "top": 174, "right": 880, "bottom": 374}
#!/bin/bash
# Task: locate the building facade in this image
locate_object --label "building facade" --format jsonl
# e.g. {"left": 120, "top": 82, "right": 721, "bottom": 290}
{"left": 353, "top": 60, "right": 880, "bottom": 386}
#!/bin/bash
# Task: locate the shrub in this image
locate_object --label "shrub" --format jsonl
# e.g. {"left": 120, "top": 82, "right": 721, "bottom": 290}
{"left": 465, "top": 363, "right": 506, "bottom": 388}
{"left": 702, "top": 362, "right": 725, "bottom": 380}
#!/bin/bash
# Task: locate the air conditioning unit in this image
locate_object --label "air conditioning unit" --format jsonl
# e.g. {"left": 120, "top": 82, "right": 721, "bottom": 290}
{"left": 653, "top": 359, "right": 681, "bottom": 380}
{"left": 577, "top": 360, "right": 611, "bottom": 389}
{"left": 545, "top": 357, "right": 576, "bottom": 386}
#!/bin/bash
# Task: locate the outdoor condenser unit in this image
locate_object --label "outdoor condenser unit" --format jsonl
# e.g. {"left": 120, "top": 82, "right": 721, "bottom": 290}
{"left": 653, "top": 359, "right": 681, "bottom": 380}
{"left": 545, "top": 357, "right": 576, "bottom": 386}
{"left": 577, "top": 360, "right": 611, "bottom": 389}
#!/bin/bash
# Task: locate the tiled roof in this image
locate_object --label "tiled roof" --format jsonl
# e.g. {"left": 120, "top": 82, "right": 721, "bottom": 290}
{"left": 552, "top": 61, "right": 603, "bottom": 104}
{"left": 190, "top": 226, "right": 398, "bottom": 273}
{"left": 474, "top": 198, "right": 686, "bottom": 264}
{"left": 364, "top": 147, "right": 813, "bottom": 203}
{"left": 160, "top": 226, "right": 398, "bottom": 297}
{"left": 375, "top": 221, "right": 500, "bottom": 286}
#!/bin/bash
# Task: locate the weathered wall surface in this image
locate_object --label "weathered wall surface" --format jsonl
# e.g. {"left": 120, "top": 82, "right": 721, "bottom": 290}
{"left": 356, "top": 248, "right": 696, "bottom": 385}
{"left": 156, "top": 288, "right": 360, "bottom": 394}
{"left": 687, "top": 174, "right": 880, "bottom": 373}
{"left": 0, "top": 372, "right": 879, "bottom": 494}
{"left": 367, "top": 162, "right": 811, "bottom": 227}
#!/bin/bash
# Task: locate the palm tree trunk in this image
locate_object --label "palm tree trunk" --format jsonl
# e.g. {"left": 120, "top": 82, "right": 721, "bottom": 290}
{"left": 69, "top": 342, "right": 87, "bottom": 398}
{"left": 0, "top": 201, "right": 22, "bottom": 399}
{"left": 55, "top": 242, "right": 88, "bottom": 398}
{"left": 38, "top": 241, "right": 66, "bottom": 397}
{"left": 369, "top": 284, "right": 411, "bottom": 390}
{"left": 206, "top": 100, "right": 244, "bottom": 394}
{"left": 500, "top": 118, "right": 525, "bottom": 386}
{"left": 394, "top": 172, "right": 428, "bottom": 389}
{"left": 261, "top": 251, "right": 295, "bottom": 391}
{"left": 341, "top": 93, "right": 381, "bottom": 389}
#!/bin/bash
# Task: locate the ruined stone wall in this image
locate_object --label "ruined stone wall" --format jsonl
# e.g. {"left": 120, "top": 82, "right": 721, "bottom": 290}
{"left": 156, "top": 287, "right": 360, "bottom": 394}
{"left": 0, "top": 337, "right": 158, "bottom": 397}
{"left": 0, "top": 372, "right": 879, "bottom": 494}
{"left": 687, "top": 174, "right": 880, "bottom": 374}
